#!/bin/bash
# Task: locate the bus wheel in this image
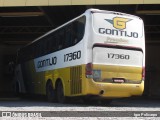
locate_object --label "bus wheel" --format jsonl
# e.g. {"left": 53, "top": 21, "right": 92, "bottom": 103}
{"left": 57, "top": 81, "right": 66, "bottom": 103}
{"left": 46, "top": 82, "right": 56, "bottom": 102}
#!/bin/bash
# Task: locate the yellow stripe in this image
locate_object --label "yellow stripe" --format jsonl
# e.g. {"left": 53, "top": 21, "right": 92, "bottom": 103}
{"left": 1, "top": 0, "right": 160, "bottom": 7}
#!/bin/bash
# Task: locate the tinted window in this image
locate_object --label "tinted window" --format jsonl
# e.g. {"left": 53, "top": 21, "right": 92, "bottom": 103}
{"left": 19, "top": 16, "right": 86, "bottom": 62}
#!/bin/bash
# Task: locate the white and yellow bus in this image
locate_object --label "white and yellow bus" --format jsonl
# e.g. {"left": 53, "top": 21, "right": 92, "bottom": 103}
{"left": 15, "top": 9, "right": 145, "bottom": 104}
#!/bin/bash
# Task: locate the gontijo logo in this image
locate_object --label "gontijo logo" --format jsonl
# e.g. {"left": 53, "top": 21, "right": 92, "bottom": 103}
{"left": 105, "top": 17, "right": 131, "bottom": 30}
{"left": 98, "top": 17, "right": 139, "bottom": 38}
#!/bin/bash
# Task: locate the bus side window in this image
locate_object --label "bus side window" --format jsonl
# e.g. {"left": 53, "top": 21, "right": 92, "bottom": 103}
{"left": 65, "top": 24, "right": 73, "bottom": 48}
{"left": 27, "top": 45, "right": 32, "bottom": 61}
{"left": 72, "top": 21, "right": 78, "bottom": 45}
{"left": 77, "top": 20, "right": 85, "bottom": 41}
{"left": 72, "top": 16, "right": 86, "bottom": 45}
{"left": 29, "top": 45, "right": 34, "bottom": 60}
{"left": 48, "top": 32, "right": 56, "bottom": 52}
{"left": 37, "top": 40, "right": 42, "bottom": 57}
{"left": 57, "top": 29, "right": 65, "bottom": 50}
{"left": 41, "top": 38, "right": 46, "bottom": 56}
{"left": 36, "top": 43, "right": 40, "bottom": 57}
{"left": 45, "top": 36, "right": 50, "bottom": 55}
{"left": 47, "top": 35, "right": 53, "bottom": 53}
{"left": 54, "top": 31, "right": 59, "bottom": 50}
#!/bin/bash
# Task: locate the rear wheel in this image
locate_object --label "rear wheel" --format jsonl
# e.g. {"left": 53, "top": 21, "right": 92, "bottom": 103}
{"left": 57, "top": 81, "right": 67, "bottom": 103}
{"left": 46, "top": 82, "right": 56, "bottom": 102}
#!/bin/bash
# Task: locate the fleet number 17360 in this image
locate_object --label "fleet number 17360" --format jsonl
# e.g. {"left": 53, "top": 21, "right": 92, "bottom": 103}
{"left": 107, "top": 53, "right": 130, "bottom": 60}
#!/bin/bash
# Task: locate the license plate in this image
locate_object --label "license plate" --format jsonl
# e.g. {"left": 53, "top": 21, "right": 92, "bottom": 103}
{"left": 113, "top": 78, "right": 125, "bottom": 83}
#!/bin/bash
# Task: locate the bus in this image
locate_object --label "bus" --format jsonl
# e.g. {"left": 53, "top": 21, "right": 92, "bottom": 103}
{"left": 15, "top": 9, "right": 145, "bottom": 104}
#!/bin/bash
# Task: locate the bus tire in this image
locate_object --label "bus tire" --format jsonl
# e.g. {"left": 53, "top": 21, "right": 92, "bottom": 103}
{"left": 56, "top": 81, "right": 67, "bottom": 103}
{"left": 46, "top": 81, "right": 56, "bottom": 102}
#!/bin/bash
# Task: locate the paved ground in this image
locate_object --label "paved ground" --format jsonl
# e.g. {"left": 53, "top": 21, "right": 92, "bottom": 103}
{"left": 0, "top": 96, "right": 160, "bottom": 120}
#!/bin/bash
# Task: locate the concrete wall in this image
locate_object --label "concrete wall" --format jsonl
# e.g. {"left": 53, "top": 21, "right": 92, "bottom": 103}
{"left": 0, "top": 0, "right": 160, "bottom": 7}
{"left": 0, "top": 45, "right": 21, "bottom": 95}
{"left": 145, "top": 44, "right": 160, "bottom": 97}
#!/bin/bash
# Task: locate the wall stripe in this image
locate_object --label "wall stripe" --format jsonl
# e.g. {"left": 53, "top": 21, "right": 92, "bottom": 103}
{"left": 0, "top": 0, "right": 160, "bottom": 7}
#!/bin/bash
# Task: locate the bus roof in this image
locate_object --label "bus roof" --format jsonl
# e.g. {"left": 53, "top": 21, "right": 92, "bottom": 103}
{"left": 86, "top": 8, "right": 141, "bottom": 19}
{"left": 21, "top": 8, "right": 141, "bottom": 49}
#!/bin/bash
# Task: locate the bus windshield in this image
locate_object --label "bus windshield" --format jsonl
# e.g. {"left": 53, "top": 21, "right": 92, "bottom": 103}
{"left": 92, "top": 12, "right": 143, "bottom": 39}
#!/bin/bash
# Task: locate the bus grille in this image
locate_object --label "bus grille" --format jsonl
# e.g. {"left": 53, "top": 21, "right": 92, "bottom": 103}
{"left": 70, "top": 66, "right": 82, "bottom": 95}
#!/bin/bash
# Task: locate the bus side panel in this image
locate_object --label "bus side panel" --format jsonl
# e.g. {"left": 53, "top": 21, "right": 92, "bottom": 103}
{"left": 18, "top": 41, "right": 85, "bottom": 96}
